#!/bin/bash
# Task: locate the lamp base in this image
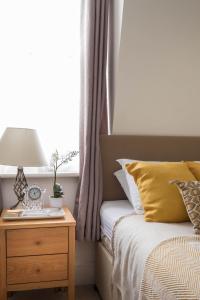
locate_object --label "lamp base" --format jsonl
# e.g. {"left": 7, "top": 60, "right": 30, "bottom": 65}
{"left": 10, "top": 200, "right": 23, "bottom": 210}
{"left": 12, "top": 167, "right": 28, "bottom": 210}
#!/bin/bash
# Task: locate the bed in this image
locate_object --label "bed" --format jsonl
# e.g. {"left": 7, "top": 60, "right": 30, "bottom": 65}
{"left": 95, "top": 135, "right": 200, "bottom": 300}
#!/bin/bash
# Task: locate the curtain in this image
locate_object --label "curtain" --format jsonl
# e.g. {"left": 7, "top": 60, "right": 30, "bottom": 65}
{"left": 0, "top": 182, "right": 3, "bottom": 215}
{"left": 74, "top": 0, "right": 112, "bottom": 241}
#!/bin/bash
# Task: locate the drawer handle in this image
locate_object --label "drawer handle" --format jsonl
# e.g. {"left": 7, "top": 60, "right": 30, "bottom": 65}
{"left": 36, "top": 268, "right": 40, "bottom": 273}
{"left": 35, "top": 241, "right": 41, "bottom": 246}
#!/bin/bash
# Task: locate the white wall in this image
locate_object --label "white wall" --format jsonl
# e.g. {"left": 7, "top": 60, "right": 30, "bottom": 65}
{"left": 113, "top": 0, "right": 200, "bottom": 136}
{"left": 113, "top": 0, "right": 124, "bottom": 75}
{"left": 1, "top": 176, "right": 95, "bottom": 285}
{"left": 111, "top": 0, "right": 124, "bottom": 111}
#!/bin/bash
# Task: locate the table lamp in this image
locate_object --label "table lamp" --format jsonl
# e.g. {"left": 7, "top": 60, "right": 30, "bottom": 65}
{"left": 0, "top": 127, "right": 47, "bottom": 208}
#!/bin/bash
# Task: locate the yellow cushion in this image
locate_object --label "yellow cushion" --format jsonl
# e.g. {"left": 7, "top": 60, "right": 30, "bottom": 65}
{"left": 185, "top": 161, "right": 200, "bottom": 180}
{"left": 126, "top": 162, "right": 195, "bottom": 222}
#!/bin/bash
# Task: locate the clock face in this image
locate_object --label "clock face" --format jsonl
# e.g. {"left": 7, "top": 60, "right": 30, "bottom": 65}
{"left": 28, "top": 186, "right": 42, "bottom": 201}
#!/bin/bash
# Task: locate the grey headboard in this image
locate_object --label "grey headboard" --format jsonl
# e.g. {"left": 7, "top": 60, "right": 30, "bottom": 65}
{"left": 100, "top": 135, "right": 200, "bottom": 201}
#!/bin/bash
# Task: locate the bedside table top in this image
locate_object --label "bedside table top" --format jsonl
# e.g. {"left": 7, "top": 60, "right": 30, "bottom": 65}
{"left": 0, "top": 207, "right": 76, "bottom": 230}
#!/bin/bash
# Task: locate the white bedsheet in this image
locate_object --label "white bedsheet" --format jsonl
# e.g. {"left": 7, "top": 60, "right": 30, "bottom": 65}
{"left": 100, "top": 200, "right": 134, "bottom": 240}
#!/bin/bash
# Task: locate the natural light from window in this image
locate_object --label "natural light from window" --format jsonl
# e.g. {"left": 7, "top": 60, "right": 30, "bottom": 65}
{"left": 0, "top": 0, "right": 80, "bottom": 171}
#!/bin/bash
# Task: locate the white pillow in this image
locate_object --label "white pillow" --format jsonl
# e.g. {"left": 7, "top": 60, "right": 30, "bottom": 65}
{"left": 114, "top": 169, "right": 131, "bottom": 200}
{"left": 114, "top": 161, "right": 144, "bottom": 214}
{"left": 116, "top": 158, "right": 166, "bottom": 214}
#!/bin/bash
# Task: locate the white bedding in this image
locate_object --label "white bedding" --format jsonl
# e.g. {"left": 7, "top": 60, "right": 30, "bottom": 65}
{"left": 100, "top": 200, "right": 134, "bottom": 240}
{"left": 100, "top": 200, "right": 194, "bottom": 299}
{"left": 112, "top": 214, "right": 193, "bottom": 300}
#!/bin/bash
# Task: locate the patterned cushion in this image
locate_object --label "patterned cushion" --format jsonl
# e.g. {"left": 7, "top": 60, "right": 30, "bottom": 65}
{"left": 172, "top": 180, "right": 200, "bottom": 234}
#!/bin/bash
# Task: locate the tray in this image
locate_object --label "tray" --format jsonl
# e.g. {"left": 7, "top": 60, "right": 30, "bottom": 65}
{"left": 2, "top": 208, "right": 65, "bottom": 220}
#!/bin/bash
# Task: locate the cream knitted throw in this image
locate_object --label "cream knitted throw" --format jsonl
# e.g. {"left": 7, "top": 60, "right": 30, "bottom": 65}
{"left": 111, "top": 214, "right": 195, "bottom": 300}
{"left": 140, "top": 236, "right": 200, "bottom": 300}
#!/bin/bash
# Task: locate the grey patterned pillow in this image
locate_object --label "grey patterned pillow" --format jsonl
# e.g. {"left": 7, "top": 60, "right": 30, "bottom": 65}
{"left": 171, "top": 180, "right": 200, "bottom": 234}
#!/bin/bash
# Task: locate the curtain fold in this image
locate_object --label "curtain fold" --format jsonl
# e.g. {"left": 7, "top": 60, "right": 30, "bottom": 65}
{"left": 74, "top": 0, "right": 112, "bottom": 241}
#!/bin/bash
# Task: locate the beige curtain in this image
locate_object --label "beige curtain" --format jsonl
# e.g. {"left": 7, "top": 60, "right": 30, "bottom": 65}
{"left": 0, "top": 182, "right": 3, "bottom": 214}
{"left": 74, "top": 0, "right": 112, "bottom": 241}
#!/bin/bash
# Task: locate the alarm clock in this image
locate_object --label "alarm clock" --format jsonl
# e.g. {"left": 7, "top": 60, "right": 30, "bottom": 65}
{"left": 28, "top": 186, "right": 42, "bottom": 201}
{"left": 24, "top": 185, "right": 46, "bottom": 210}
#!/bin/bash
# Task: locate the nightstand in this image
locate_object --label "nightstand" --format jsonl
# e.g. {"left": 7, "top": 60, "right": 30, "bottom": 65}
{"left": 0, "top": 207, "right": 76, "bottom": 300}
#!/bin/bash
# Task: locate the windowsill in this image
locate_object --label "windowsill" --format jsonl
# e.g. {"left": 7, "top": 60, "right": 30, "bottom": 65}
{"left": 0, "top": 171, "right": 79, "bottom": 179}
{"left": 0, "top": 165, "right": 80, "bottom": 179}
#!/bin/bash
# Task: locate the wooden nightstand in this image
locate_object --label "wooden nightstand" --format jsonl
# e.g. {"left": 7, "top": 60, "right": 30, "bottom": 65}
{"left": 0, "top": 207, "right": 76, "bottom": 300}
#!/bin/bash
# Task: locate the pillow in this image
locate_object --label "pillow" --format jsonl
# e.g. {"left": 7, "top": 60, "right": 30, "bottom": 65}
{"left": 114, "top": 169, "right": 131, "bottom": 200}
{"left": 116, "top": 159, "right": 144, "bottom": 214}
{"left": 126, "top": 162, "right": 195, "bottom": 222}
{"left": 114, "top": 169, "right": 143, "bottom": 214}
{"left": 172, "top": 180, "right": 200, "bottom": 234}
{"left": 117, "top": 159, "right": 135, "bottom": 166}
{"left": 116, "top": 159, "right": 163, "bottom": 213}
{"left": 185, "top": 161, "right": 200, "bottom": 180}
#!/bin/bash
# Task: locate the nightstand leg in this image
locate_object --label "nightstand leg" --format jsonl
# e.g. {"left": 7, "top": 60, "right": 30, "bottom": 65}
{"left": 0, "top": 230, "right": 7, "bottom": 300}
{"left": 68, "top": 227, "right": 75, "bottom": 300}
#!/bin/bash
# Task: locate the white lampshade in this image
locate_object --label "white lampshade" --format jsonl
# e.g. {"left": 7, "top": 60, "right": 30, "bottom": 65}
{"left": 0, "top": 127, "right": 47, "bottom": 167}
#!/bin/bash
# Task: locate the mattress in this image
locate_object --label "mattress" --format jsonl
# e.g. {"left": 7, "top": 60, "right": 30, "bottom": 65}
{"left": 100, "top": 200, "right": 135, "bottom": 240}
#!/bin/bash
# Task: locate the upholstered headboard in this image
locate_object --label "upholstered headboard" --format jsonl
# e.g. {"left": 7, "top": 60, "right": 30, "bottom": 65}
{"left": 100, "top": 135, "right": 200, "bottom": 201}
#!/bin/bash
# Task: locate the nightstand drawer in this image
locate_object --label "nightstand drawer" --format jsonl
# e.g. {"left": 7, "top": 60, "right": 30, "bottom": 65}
{"left": 7, "top": 227, "right": 68, "bottom": 257}
{"left": 7, "top": 254, "right": 68, "bottom": 284}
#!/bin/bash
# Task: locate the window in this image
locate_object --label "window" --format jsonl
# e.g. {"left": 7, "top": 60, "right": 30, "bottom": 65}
{"left": 0, "top": 0, "right": 80, "bottom": 171}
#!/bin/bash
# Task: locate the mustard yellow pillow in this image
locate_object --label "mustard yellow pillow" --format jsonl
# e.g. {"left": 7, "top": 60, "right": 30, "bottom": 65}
{"left": 126, "top": 162, "right": 195, "bottom": 222}
{"left": 185, "top": 161, "right": 200, "bottom": 180}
